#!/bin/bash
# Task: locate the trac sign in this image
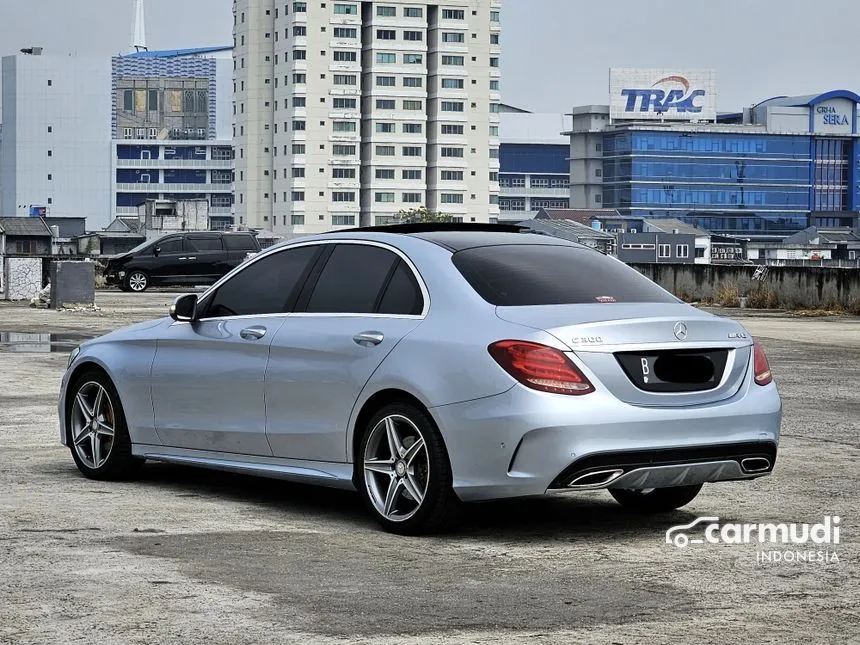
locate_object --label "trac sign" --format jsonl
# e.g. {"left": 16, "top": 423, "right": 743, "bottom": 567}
{"left": 610, "top": 69, "right": 717, "bottom": 122}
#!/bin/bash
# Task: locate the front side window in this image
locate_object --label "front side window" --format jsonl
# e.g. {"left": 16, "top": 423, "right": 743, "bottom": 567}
{"left": 204, "top": 245, "right": 320, "bottom": 317}
{"left": 155, "top": 238, "right": 183, "bottom": 254}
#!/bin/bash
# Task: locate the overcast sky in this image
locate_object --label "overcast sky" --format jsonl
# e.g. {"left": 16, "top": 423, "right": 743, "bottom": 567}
{"left": 1, "top": 0, "right": 857, "bottom": 113}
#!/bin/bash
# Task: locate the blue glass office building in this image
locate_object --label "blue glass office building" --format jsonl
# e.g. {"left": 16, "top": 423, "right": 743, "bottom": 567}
{"left": 568, "top": 91, "right": 860, "bottom": 239}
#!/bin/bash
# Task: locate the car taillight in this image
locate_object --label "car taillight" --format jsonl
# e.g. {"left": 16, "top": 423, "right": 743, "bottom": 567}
{"left": 753, "top": 340, "right": 772, "bottom": 386}
{"left": 488, "top": 340, "right": 595, "bottom": 395}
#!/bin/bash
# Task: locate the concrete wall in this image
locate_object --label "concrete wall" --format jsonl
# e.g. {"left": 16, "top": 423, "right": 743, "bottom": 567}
{"left": 50, "top": 261, "right": 94, "bottom": 308}
{"left": 631, "top": 263, "right": 859, "bottom": 309}
{"left": 2, "top": 257, "right": 42, "bottom": 300}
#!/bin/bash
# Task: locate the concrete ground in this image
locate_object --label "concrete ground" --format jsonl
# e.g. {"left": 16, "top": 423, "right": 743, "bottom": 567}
{"left": 0, "top": 291, "right": 857, "bottom": 645}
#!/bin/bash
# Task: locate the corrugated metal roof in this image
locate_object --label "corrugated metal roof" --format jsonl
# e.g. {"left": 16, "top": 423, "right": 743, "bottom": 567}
{"left": 123, "top": 46, "right": 232, "bottom": 59}
{"left": 525, "top": 218, "right": 617, "bottom": 241}
{"left": 0, "top": 217, "right": 52, "bottom": 236}
{"left": 644, "top": 218, "right": 709, "bottom": 236}
{"left": 535, "top": 208, "right": 620, "bottom": 224}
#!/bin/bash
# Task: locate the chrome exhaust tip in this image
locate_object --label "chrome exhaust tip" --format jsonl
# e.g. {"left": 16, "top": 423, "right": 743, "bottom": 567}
{"left": 567, "top": 468, "right": 625, "bottom": 489}
{"left": 741, "top": 457, "right": 771, "bottom": 474}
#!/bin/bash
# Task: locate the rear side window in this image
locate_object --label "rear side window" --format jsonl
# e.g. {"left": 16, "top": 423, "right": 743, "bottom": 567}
{"left": 452, "top": 245, "right": 677, "bottom": 306}
{"left": 377, "top": 261, "right": 423, "bottom": 315}
{"left": 305, "top": 244, "right": 399, "bottom": 314}
{"left": 223, "top": 234, "right": 259, "bottom": 251}
{"left": 187, "top": 235, "right": 223, "bottom": 251}
{"left": 205, "top": 245, "right": 320, "bottom": 317}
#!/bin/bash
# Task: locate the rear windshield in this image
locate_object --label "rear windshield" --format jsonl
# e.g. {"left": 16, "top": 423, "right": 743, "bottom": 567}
{"left": 223, "top": 234, "right": 259, "bottom": 251}
{"left": 451, "top": 244, "right": 678, "bottom": 306}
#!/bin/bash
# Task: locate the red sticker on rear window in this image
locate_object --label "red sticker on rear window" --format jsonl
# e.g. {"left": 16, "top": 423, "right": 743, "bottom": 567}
{"left": 595, "top": 296, "right": 616, "bottom": 303}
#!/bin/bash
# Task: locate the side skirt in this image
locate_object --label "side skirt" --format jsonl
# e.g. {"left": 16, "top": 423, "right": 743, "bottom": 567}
{"left": 132, "top": 443, "right": 357, "bottom": 491}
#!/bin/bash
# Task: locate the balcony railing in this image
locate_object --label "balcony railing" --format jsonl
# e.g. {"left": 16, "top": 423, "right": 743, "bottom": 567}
{"left": 115, "top": 158, "right": 234, "bottom": 169}
{"left": 115, "top": 183, "right": 234, "bottom": 192}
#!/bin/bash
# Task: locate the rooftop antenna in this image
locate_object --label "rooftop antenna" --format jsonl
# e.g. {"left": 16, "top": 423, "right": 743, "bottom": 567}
{"left": 132, "top": 0, "right": 147, "bottom": 52}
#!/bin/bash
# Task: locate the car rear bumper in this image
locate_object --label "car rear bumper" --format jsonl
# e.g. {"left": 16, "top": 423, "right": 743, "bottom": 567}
{"left": 428, "top": 377, "right": 781, "bottom": 502}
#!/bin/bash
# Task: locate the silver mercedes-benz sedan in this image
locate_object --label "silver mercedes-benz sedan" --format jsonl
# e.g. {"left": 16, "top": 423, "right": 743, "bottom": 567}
{"left": 59, "top": 224, "right": 781, "bottom": 534}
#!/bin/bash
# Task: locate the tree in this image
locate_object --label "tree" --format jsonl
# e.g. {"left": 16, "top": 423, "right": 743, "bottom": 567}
{"left": 394, "top": 206, "right": 454, "bottom": 224}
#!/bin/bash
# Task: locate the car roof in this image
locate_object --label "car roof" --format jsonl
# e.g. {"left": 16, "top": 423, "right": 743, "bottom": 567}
{"left": 323, "top": 223, "right": 589, "bottom": 252}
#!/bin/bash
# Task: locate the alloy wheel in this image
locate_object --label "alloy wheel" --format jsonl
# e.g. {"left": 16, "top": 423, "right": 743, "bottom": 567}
{"left": 71, "top": 381, "right": 116, "bottom": 469}
{"left": 363, "top": 414, "right": 430, "bottom": 522}
{"left": 128, "top": 272, "right": 147, "bottom": 292}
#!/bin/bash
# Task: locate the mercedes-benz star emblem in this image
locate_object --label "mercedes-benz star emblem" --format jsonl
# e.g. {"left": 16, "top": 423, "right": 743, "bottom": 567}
{"left": 674, "top": 322, "right": 688, "bottom": 341}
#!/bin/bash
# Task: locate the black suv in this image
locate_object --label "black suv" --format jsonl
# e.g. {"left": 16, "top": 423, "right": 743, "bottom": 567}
{"left": 103, "top": 231, "right": 261, "bottom": 292}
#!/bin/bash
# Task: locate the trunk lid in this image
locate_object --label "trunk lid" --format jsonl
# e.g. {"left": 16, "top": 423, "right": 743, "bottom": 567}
{"left": 496, "top": 303, "right": 753, "bottom": 407}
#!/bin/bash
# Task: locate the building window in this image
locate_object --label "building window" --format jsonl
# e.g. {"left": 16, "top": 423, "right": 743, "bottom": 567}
{"left": 334, "top": 74, "right": 357, "bottom": 85}
{"left": 441, "top": 124, "right": 464, "bottom": 135}
{"left": 442, "top": 32, "right": 464, "bottom": 43}
{"left": 376, "top": 76, "right": 396, "bottom": 87}
{"left": 676, "top": 244, "right": 690, "bottom": 259}
{"left": 376, "top": 52, "right": 396, "bottom": 63}
{"left": 490, "top": 33, "right": 500, "bottom": 44}
{"left": 403, "top": 100, "right": 422, "bottom": 110}
{"left": 292, "top": 144, "right": 306, "bottom": 155}
{"left": 442, "top": 9, "right": 464, "bottom": 19}
{"left": 595, "top": 143, "right": 602, "bottom": 151}
{"left": 332, "top": 168, "right": 356, "bottom": 179}
{"left": 377, "top": 29, "right": 396, "bottom": 40}
{"left": 294, "top": 25, "right": 307, "bottom": 36}
{"left": 291, "top": 215, "right": 305, "bottom": 225}
{"left": 293, "top": 1, "right": 307, "bottom": 11}
{"left": 332, "top": 144, "right": 356, "bottom": 155}
{"left": 490, "top": 57, "right": 499, "bottom": 68}
{"left": 292, "top": 167, "right": 305, "bottom": 178}
{"left": 441, "top": 147, "right": 464, "bottom": 158}
{"left": 333, "top": 27, "right": 356, "bottom": 38}
{"left": 441, "top": 170, "right": 464, "bottom": 181}
{"left": 490, "top": 10, "right": 500, "bottom": 21}
{"left": 333, "top": 191, "right": 356, "bottom": 202}
{"left": 402, "top": 193, "right": 422, "bottom": 203}
{"left": 293, "top": 96, "right": 306, "bottom": 107}
{"left": 442, "top": 55, "right": 464, "bottom": 66}
{"left": 489, "top": 149, "right": 500, "bottom": 159}
{"left": 489, "top": 103, "right": 500, "bottom": 113}
{"left": 490, "top": 80, "right": 500, "bottom": 91}
{"left": 376, "top": 99, "right": 396, "bottom": 110}
{"left": 333, "top": 121, "right": 357, "bottom": 132}
{"left": 402, "top": 169, "right": 422, "bottom": 180}
{"left": 403, "top": 53, "right": 423, "bottom": 64}
{"left": 441, "top": 101, "right": 464, "bottom": 112}
{"left": 377, "top": 5, "right": 396, "bottom": 16}
{"left": 489, "top": 125, "right": 499, "bottom": 136}
{"left": 402, "top": 123, "right": 422, "bottom": 134}
{"left": 293, "top": 73, "right": 306, "bottom": 83}
{"left": 594, "top": 194, "right": 602, "bottom": 203}
{"left": 375, "top": 192, "right": 395, "bottom": 203}
{"left": 376, "top": 145, "right": 396, "bottom": 156}
{"left": 441, "top": 193, "right": 464, "bottom": 204}
{"left": 402, "top": 146, "right": 422, "bottom": 157}
{"left": 333, "top": 98, "right": 357, "bottom": 109}
{"left": 403, "top": 31, "right": 423, "bottom": 41}
{"left": 123, "top": 127, "right": 133, "bottom": 139}
{"left": 376, "top": 122, "right": 395, "bottom": 133}
{"left": 376, "top": 169, "right": 395, "bottom": 179}
{"left": 334, "top": 3, "right": 358, "bottom": 14}
{"left": 332, "top": 215, "right": 355, "bottom": 226}
{"left": 293, "top": 49, "right": 307, "bottom": 60}
{"left": 404, "top": 7, "right": 423, "bottom": 17}
{"left": 292, "top": 191, "right": 305, "bottom": 201}
{"left": 333, "top": 50, "right": 357, "bottom": 62}
{"left": 441, "top": 79, "right": 464, "bottom": 91}
{"left": 658, "top": 244, "right": 671, "bottom": 258}
{"left": 403, "top": 77, "right": 423, "bottom": 87}
{"left": 293, "top": 120, "right": 306, "bottom": 131}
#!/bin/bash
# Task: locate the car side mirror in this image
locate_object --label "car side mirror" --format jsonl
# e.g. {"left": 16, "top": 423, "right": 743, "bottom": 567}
{"left": 170, "top": 293, "right": 198, "bottom": 322}
{"left": 153, "top": 246, "right": 161, "bottom": 256}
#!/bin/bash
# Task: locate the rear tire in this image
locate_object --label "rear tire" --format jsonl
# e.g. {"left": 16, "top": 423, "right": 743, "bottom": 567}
{"left": 609, "top": 484, "right": 703, "bottom": 513}
{"left": 357, "top": 402, "right": 460, "bottom": 535}
{"left": 67, "top": 369, "right": 143, "bottom": 481}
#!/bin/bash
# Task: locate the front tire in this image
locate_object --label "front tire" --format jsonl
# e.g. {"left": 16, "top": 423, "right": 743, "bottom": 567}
{"left": 125, "top": 270, "right": 149, "bottom": 292}
{"left": 357, "top": 403, "right": 459, "bottom": 535}
{"left": 68, "top": 369, "right": 143, "bottom": 480}
{"left": 609, "top": 484, "right": 703, "bottom": 513}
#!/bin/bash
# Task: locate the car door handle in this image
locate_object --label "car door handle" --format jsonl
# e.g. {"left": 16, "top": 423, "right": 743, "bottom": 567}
{"left": 353, "top": 331, "right": 384, "bottom": 347}
{"left": 240, "top": 326, "right": 267, "bottom": 340}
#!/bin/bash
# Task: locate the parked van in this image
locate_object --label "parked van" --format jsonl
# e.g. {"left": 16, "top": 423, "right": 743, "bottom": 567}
{"left": 102, "top": 231, "right": 261, "bottom": 292}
